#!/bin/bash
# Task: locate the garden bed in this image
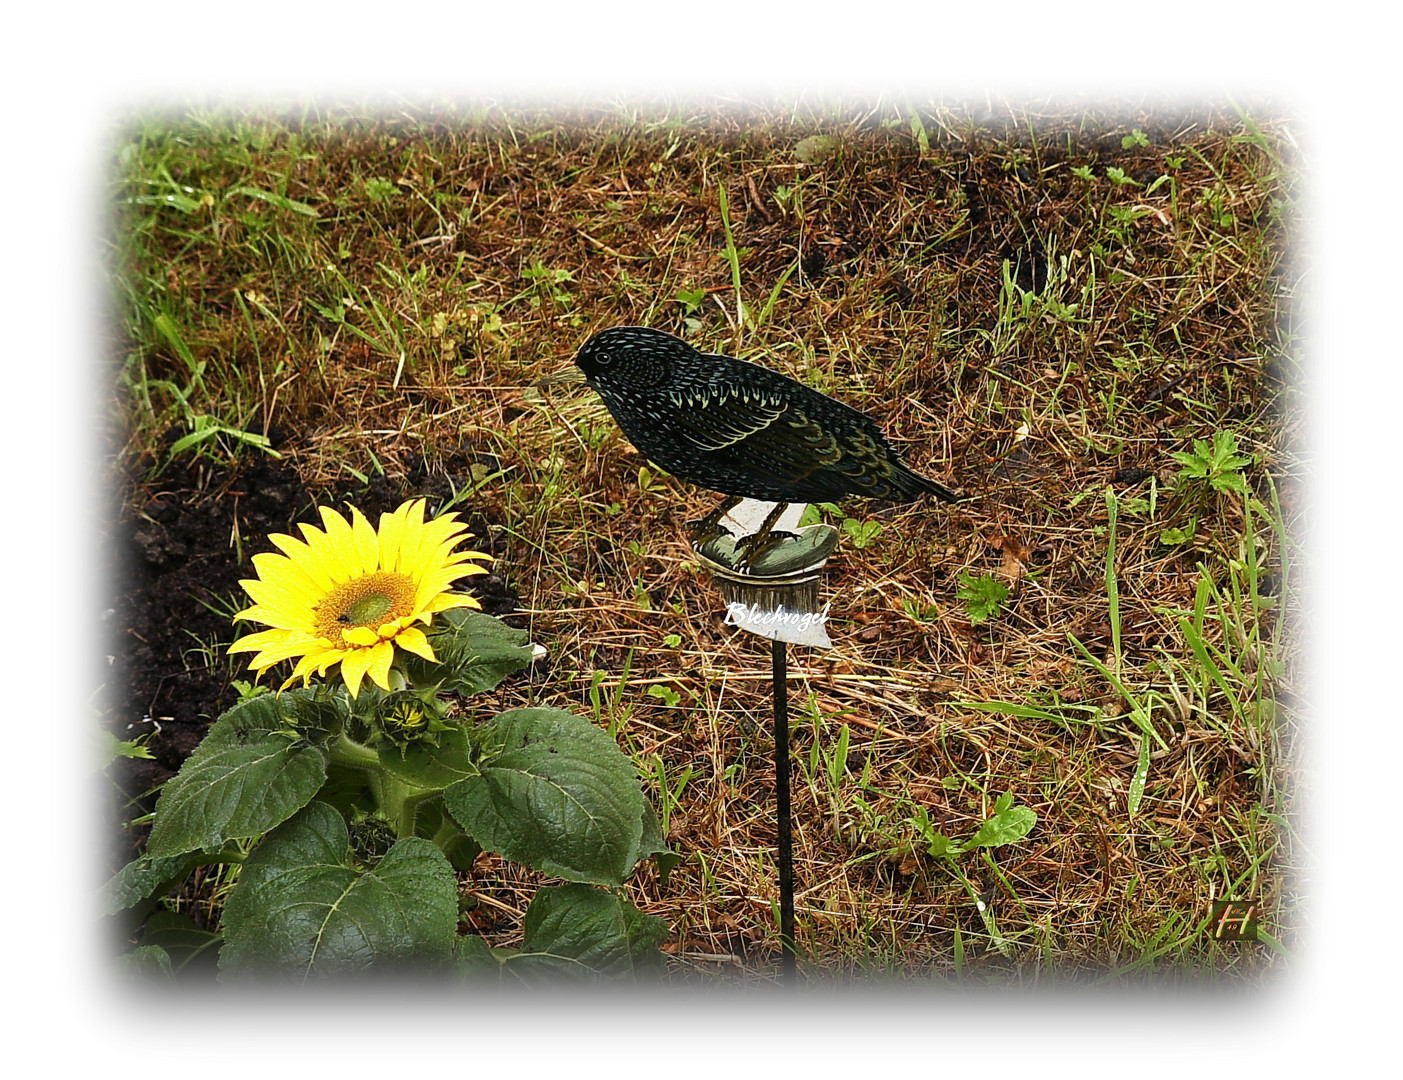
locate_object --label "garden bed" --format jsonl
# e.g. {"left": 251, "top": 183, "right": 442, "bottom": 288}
{"left": 105, "top": 98, "right": 1305, "bottom": 983}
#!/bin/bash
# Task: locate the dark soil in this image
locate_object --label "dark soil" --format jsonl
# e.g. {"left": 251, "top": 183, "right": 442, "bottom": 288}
{"left": 99, "top": 431, "right": 525, "bottom": 872}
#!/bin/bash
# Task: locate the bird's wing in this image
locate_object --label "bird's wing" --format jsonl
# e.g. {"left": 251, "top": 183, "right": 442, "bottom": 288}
{"left": 666, "top": 385, "right": 844, "bottom": 483}
{"left": 665, "top": 385, "right": 786, "bottom": 451}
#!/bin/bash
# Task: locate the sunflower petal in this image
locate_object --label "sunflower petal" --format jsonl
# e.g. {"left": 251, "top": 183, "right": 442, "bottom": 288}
{"left": 313, "top": 505, "right": 359, "bottom": 580}
{"left": 362, "top": 640, "right": 396, "bottom": 692}
{"left": 423, "top": 591, "right": 481, "bottom": 614}
{"left": 378, "top": 500, "right": 411, "bottom": 575}
{"left": 343, "top": 626, "right": 380, "bottom": 647}
{"left": 339, "top": 644, "right": 374, "bottom": 697}
{"left": 394, "top": 625, "right": 437, "bottom": 662}
{"left": 348, "top": 504, "right": 383, "bottom": 576}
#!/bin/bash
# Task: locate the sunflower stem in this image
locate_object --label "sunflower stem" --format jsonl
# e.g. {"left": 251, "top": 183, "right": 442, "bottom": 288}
{"left": 326, "top": 732, "right": 412, "bottom": 827}
{"left": 326, "top": 732, "right": 379, "bottom": 771}
{"left": 382, "top": 776, "right": 413, "bottom": 836}
{"left": 395, "top": 789, "right": 438, "bottom": 839}
{"left": 369, "top": 774, "right": 437, "bottom": 839}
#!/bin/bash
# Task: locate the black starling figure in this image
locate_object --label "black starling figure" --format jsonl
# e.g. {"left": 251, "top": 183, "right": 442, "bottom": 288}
{"left": 554, "top": 326, "right": 959, "bottom": 566}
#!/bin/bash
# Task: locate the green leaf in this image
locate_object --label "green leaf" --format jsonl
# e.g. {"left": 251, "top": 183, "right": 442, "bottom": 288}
{"left": 955, "top": 699, "right": 1102, "bottom": 723}
{"left": 1127, "top": 733, "right": 1151, "bottom": 819}
{"left": 313, "top": 761, "right": 376, "bottom": 820}
{"left": 168, "top": 415, "right": 280, "bottom": 459}
{"left": 967, "top": 794, "right": 1037, "bottom": 849}
{"left": 220, "top": 801, "right": 458, "bottom": 978}
{"left": 119, "top": 945, "right": 174, "bottom": 979}
{"left": 140, "top": 910, "right": 222, "bottom": 976}
{"left": 145, "top": 693, "right": 330, "bottom": 859}
{"left": 647, "top": 683, "right": 681, "bottom": 707}
{"left": 414, "top": 798, "right": 483, "bottom": 873}
{"left": 454, "top": 933, "right": 499, "bottom": 974}
{"left": 1210, "top": 470, "right": 1251, "bottom": 495}
{"left": 363, "top": 177, "right": 399, "bottom": 201}
{"left": 227, "top": 185, "right": 319, "bottom": 218}
{"left": 633, "top": 801, "right": 681, "bottom": 887}
{"left": 283, "top": 685, "right": 349, "bottom": 736}
{"left": 402, "top": 607, "right": 537, "bottom": 696}
{"left": 1171, "top": 449, "right": 1209, "bottom": 476}
{"left": 506, "top": 883, "right": 668, "bottom": 981}
{"left": 907, "top": 108, "right": 930, "bottom": 154}
{"left": 841, "top": 518, "right": 882, "bottom": 548}
{"left": 99, "top": 730, "right": 153, "bottom": 765}
{"left": 444, "top": 707, "right": 646, "bottom": 887}
{"left": 794, "top": 134, "right": 841, "bottom": 164}
{"left": 151, "top": 311, "right": 201, "bottom": 376}
{"left": 131, "top": 191, "right": 204, "bottom": 214}
{"left": 1171, "top": 431, "right": 1253, "bottom": 497}
{"left": 956, "top": 571, "right": 1010, "bottom": 624}
{"left": 675, "top": 286, "right": 706, "bottom": 314}
{"left": 103, "top": 853, "right": 195, "bottom": 915}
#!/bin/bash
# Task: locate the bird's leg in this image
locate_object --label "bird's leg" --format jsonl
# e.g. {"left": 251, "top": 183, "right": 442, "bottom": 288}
{"left": 734, "top": 501, "right": 791, "bottom": 571}
{"left": 687, "top": 495, "right": 743, "bottom": 546}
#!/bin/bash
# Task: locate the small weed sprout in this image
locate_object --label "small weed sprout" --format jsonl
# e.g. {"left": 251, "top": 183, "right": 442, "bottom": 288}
{"left": 957, "top": 572, "right": 1010, "bottom": 624}
{"left": 675, "top": 286, "right": 706, "bottom": 314}
{"left": 1172, "top": 430, "right": 1254, "bottom": 498}
{"left": 647, "top": 683, "right": 682, "bottom": 708}
{"left": 841, "top": 518, "right": 883, "bottom": 548}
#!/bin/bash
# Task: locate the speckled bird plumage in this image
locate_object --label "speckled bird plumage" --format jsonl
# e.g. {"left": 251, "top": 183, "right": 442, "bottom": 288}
{"left": 570, "top": 326, "right": 959, "bottom": 507}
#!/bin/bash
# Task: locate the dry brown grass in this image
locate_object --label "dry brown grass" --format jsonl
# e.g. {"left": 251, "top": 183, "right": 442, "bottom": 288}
{"left": 112, "top": 95, "right": 1305, "bottom": 983}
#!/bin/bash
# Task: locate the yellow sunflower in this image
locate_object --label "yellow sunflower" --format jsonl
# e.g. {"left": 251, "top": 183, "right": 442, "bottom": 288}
{"left": 228, "top": 499, "right": 491, "bottom": 696}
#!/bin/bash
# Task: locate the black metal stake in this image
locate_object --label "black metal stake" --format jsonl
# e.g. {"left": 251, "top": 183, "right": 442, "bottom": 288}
{"left": 772, "top": 636, "right": 796, "bottom": 984}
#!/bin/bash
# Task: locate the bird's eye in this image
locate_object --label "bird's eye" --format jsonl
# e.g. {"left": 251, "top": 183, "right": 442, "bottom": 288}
{"left": 596, "top": 351, "right": 611, "bottom": 365}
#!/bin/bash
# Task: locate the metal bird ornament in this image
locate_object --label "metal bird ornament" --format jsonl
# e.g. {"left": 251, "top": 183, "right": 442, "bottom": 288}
{"left": 548, "top": 326, "right": 959, "bottom": 566}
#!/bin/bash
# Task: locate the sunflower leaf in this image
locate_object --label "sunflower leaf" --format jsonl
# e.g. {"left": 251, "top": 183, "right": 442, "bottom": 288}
{"left": 139, "top": 909, "right": 222, "bottom": 976}
{"left": 502, "top": 882, "right": 669, "bottom": 981}
{"left": 118, "top": 945, "right": 175, "bottom": 979}
{"left": 633, "top": 800, "right": 681, "bottom": 888}
{"left": 102, "top": 852, "right": 198, "bottom": 916}
{"left": 220, "top": 801, "right": 458, "bottom": 978}
{"left": 454, "top": 932, "right": 500, "bottom": 975}
{"left": 145, "top": 693, "right": 329, "bottom": 859}
{"left": 444, "top": 707, "right": 646, "bottom": 887}
{"left": 403, "top": 607, "right": 538, "bottom": 696}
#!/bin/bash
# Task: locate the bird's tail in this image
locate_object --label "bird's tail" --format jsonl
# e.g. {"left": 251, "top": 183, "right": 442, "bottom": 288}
{"left": 890, "top": 462, "right": 960, "bottom": 503}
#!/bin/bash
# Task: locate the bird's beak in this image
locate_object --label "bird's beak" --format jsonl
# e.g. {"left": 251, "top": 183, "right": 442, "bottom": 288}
{"left": 537, "top": 364, "right": 588, "bottom": 390}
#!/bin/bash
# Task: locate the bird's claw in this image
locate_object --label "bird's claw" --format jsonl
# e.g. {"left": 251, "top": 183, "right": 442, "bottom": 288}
{"left": 732, "top": 529, "right": 797, "bottom": 571}
{"left": 687, "top": 516, "right": 733, "bottom": 546}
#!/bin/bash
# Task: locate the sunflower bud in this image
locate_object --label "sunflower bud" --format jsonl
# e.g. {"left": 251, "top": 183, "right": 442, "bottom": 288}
{"left": 365, "top": 689, "right": 455, "bottom": 751}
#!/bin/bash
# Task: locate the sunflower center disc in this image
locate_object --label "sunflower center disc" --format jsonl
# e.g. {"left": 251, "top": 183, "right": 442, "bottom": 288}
{"left": 347, "top": 593, "right": 393, "bottom": 624}
{"left": 315, "top": 571, "right": 417, "bottom": 640}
